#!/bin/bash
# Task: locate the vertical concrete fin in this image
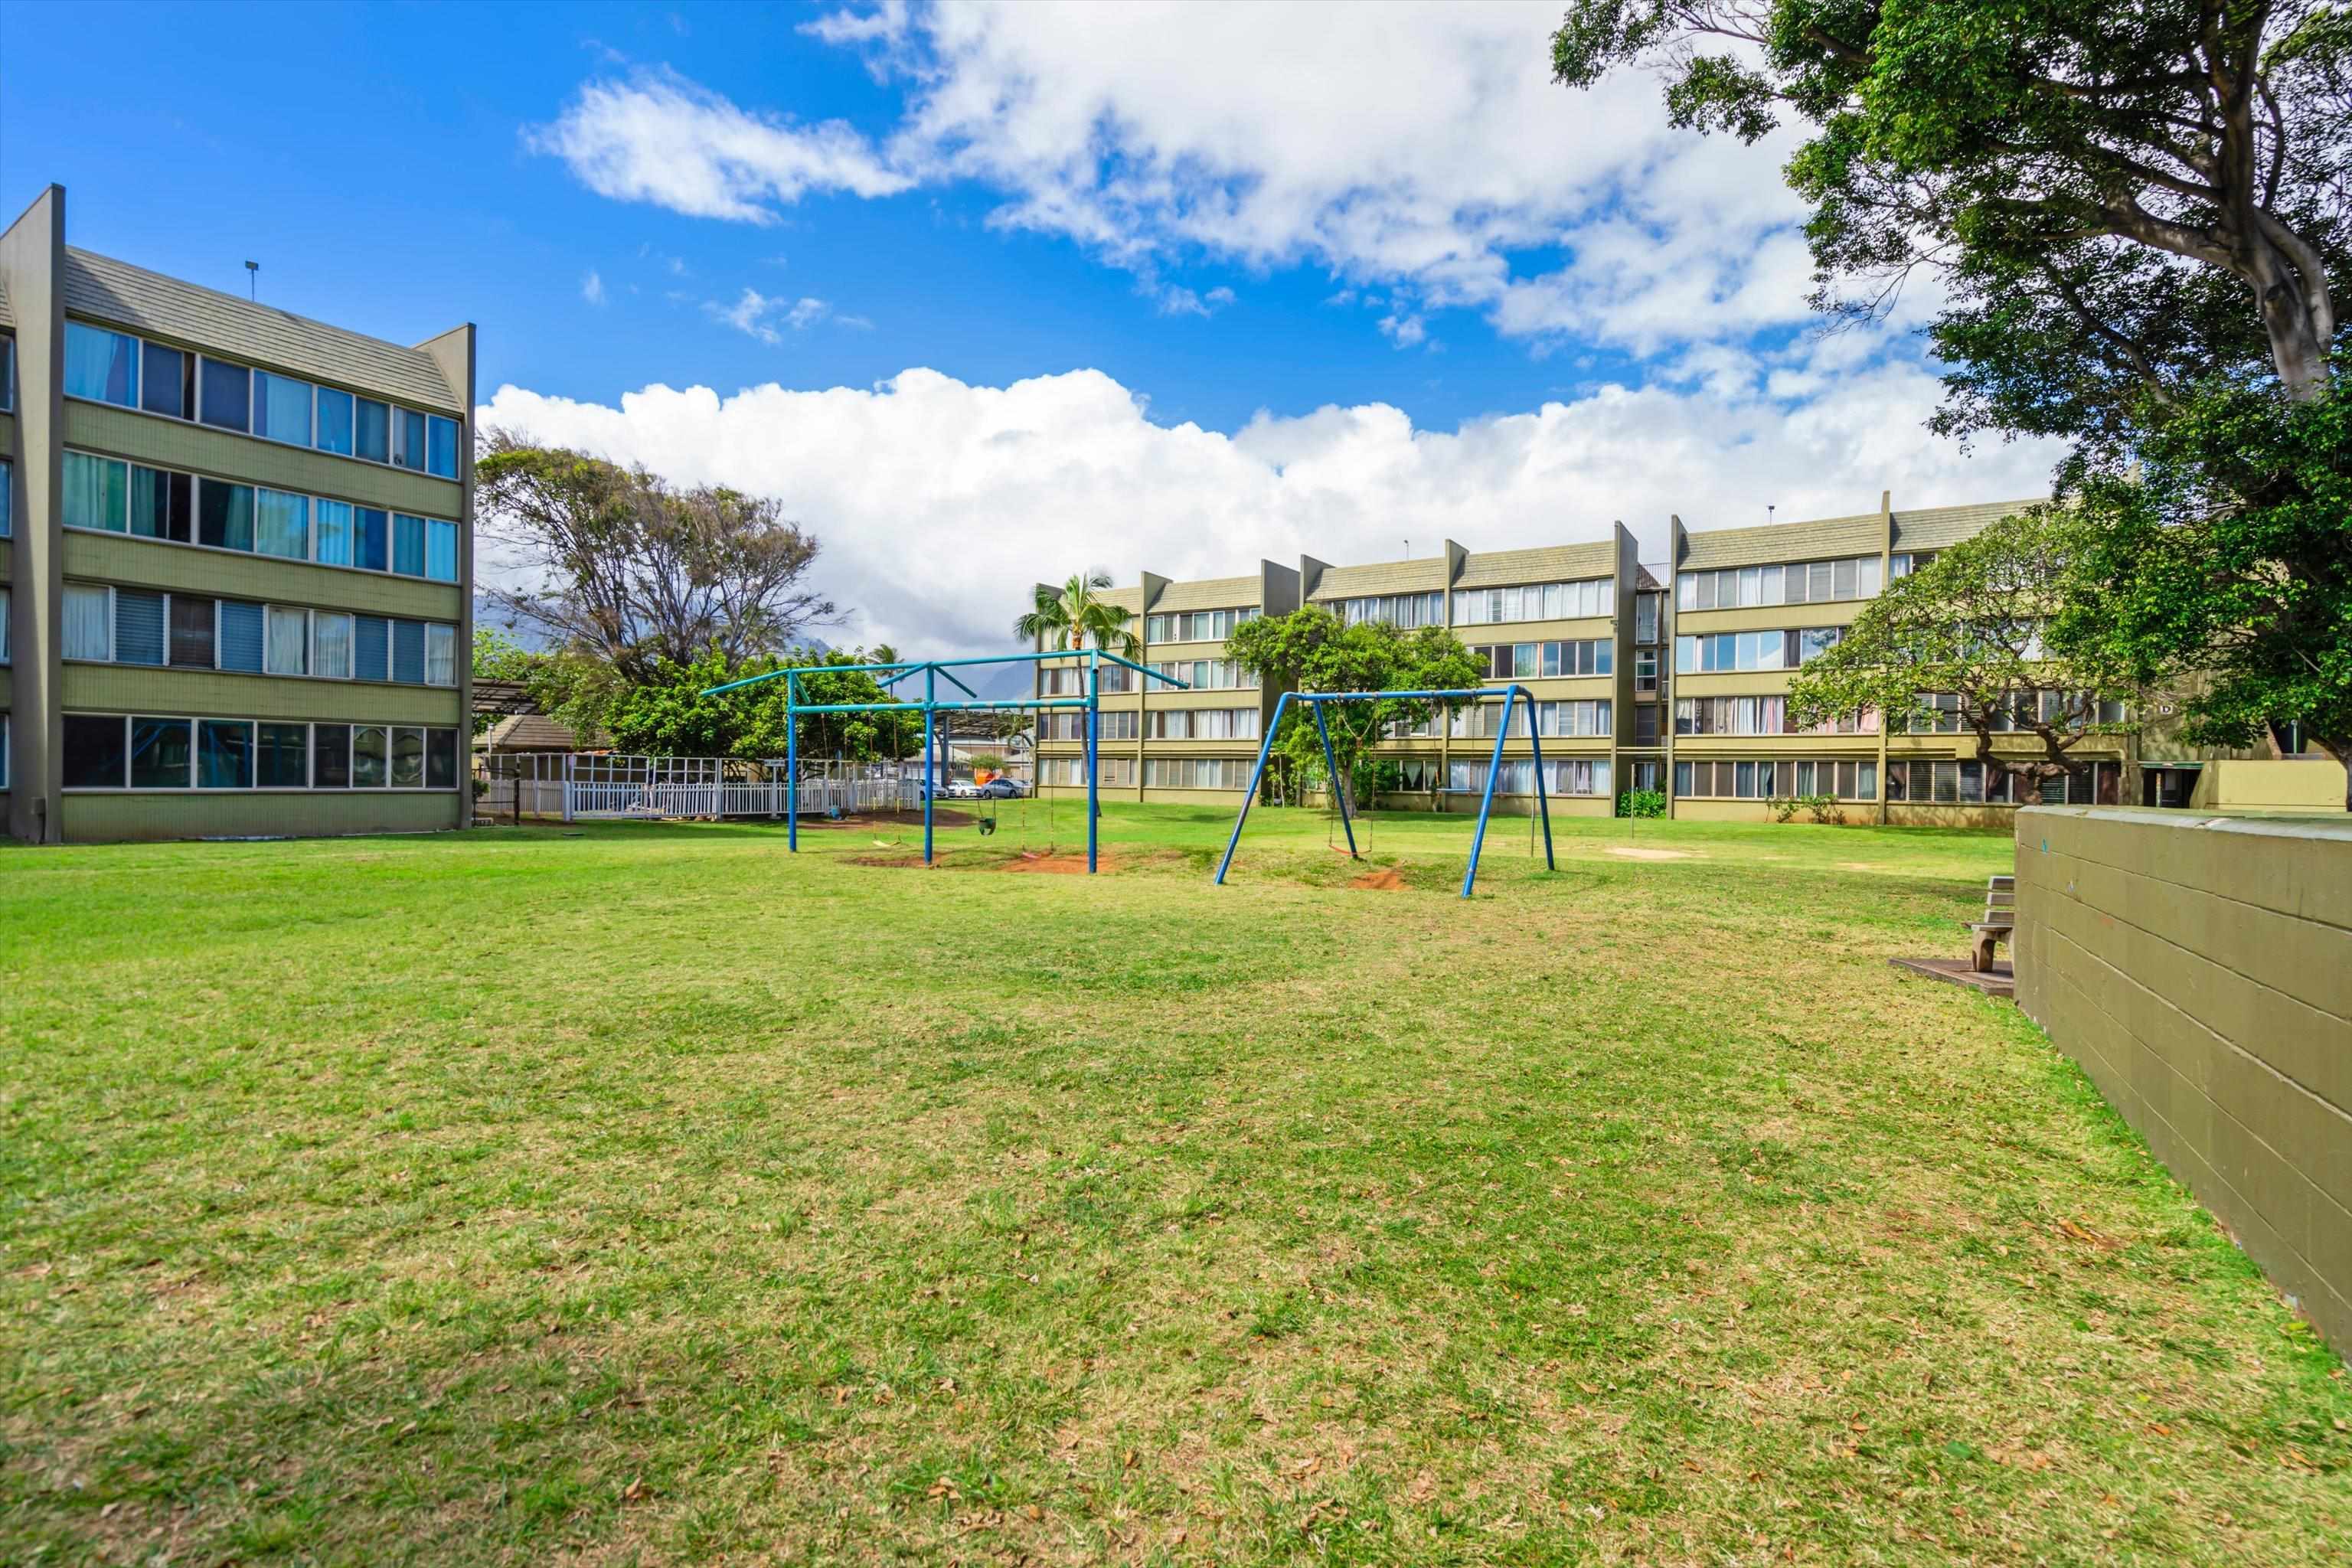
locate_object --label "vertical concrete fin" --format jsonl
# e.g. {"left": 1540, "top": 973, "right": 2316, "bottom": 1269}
{"left": 1, "top": 184, "right": 66, "bottom": 842}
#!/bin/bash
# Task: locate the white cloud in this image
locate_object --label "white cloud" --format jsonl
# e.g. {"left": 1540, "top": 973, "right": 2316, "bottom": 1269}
{"left": 580, "top": 270, "right": 606, "bottom": 305}
{"left": 1377, "top": 312, "right": 1428, "bottom": 348}
{"left": 705, "top": 289, "right": 846, "bottom": 343}
{"left": 533, "top": 3, "right": 1820, "bottom": 351}
{"left": 477, "top": 358, "right": 2062, "bottom": 661}
{"left": 528, "top": 69, "right": 913, "bottom": 224}
{"left": 1153, "top": 283, "right": 1236, "bottom": 318}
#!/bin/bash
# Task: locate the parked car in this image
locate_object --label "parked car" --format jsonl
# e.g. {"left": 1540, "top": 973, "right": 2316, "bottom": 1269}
{"left": 945, "top": 780, "right": 979, "bottom": 799}
{"left": 976, "top": 778, "right": 1027, "bottom": 799}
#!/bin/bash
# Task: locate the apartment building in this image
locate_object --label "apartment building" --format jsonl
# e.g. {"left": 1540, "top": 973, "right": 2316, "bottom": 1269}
{"left": 1035, "top": 497, "right": 2136, "bottom": 825}
{"left": 1, "top": 185, "right": 474, "bottom": 843}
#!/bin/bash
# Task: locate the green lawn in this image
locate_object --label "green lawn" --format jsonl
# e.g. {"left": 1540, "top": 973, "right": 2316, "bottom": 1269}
{"left": 2, "top": 804, "right": 2344, "bottom": 1565}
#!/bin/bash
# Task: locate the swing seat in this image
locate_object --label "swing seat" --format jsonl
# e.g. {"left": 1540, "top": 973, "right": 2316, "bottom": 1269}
{"left": 978, "top": 818, "right": 997, "bottom": 836}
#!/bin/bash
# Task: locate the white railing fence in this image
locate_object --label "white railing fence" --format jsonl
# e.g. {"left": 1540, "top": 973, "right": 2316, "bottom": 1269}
{"left": 475, "top": 752, "right": 1032, "bottom": 825}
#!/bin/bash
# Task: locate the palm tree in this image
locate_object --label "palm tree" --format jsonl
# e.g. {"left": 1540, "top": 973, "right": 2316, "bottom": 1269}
{"left": 1014, "top": 570, "right": 1141, "bottom": 659}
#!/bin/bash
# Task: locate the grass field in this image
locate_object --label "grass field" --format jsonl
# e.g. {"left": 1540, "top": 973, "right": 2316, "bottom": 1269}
{"left": 2, "top": 802, "right": 2345, "bottom": 1565}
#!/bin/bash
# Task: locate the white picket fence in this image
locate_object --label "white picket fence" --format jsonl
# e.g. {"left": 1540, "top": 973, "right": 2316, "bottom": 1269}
{"left": 562, "top": 773, "right": 919, "bottom": 822}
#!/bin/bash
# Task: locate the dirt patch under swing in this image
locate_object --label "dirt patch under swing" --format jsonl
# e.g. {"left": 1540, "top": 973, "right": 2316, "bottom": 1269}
{"left": 844, "top": 848, "right": 1121, "bottom": 874}
{"left": 1606, "top": 846, "right": 1697, "bottom": 861}
{"left": 1348, "top": 866, "right": 1408, "bottom": 890}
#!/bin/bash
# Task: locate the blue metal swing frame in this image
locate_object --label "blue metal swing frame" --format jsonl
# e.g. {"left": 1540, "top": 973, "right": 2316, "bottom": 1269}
{"left": 702, "top": 648, "right": 1187, "bottom": 872}
{"left": 1212, "top": 684, "right": 1556, "bottom": 899}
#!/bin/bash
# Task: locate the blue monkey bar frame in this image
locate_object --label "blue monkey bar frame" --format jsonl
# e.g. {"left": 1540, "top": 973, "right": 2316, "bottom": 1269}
{"left": 702, "top": 648, "right": 1188, "bottom": 872}
{"left": 1212, "top": 684, "right": 1556, "bottom": 899}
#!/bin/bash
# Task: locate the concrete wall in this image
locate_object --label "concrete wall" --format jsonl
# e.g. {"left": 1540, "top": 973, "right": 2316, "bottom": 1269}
{"left": 2014, "top": 805, "right": 2352, "bottom": 1346}
{"left": 2189, "top": 760, "right": 2345, "bottom": 814}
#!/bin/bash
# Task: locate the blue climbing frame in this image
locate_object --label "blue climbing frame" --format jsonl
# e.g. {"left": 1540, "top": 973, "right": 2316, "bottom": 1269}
{"left": 1212, "top": 684, "right": 1557, "bottom": 899}
{"left": 701, "top": 649, "right": 1187, "bottom": 871}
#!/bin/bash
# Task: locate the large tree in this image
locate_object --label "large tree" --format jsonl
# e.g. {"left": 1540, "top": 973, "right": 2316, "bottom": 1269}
{"left": 476, "top": 432, "right": 838, "bottom": 683}
{"left": 2049, "top": 374, "right": 2352, "bottom": 805}
{"left": 1787, "top": 510, "right": 2142, "bottom": 796}
{"left": 1226, "top": 609, "right": 1484, "bottom": 807}
{"left": 1550, "top": 0, "right": 2349, "bottom": 435}
{"left": 540, "top": 645, "right": 921, "bottom": 764}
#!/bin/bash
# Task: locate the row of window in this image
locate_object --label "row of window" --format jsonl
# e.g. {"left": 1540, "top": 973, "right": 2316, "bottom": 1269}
{"left": 1451, "top": 579, "right": 1612, "bottom": 626}
{"left": 1145, "top": 658, "right": 1259, "bottom": 691}
{"left": 1332, "top": 591, "right": 1444, "bottom": 629}
{"left": 61, "top": 714, "right": 462, "bottom": 792}
{"left": 1038, "top": 756, "right": 1138, "bottom": 788}
{"left": 1144, "top": 758, "right": 1258, "bottom": 790}
{"left": 1151, "top": 707, "right": 1260, "bottom": 740}
{"left": 1676, "top": 556, "right": 1883, "bottom": 612}
{"left": 1431, "top": 698, "right": 1613, "bottom": 740}
{"left": 1885, "top": 759, "right": 2122, "bottom": 805}
{"left": 62, "top": 583, "right": 456, "bottom": 685}
{"left": 1677, "top": 758, "right": 1880, "bottom": 801}
{"left": 0, "top": 456, "right": 11, "bottom": 536}
{"left": 1674, "top": 626, "right": 1843, "bottom": 674}
{"left": 1471, "top": 639, "right": 1613, "bottom": 680}
{"left": 1144, "top": 607, "right": 1259, "bottom": 643}
{"left": 1908, "top": 691, "right": 2128, "bottom": 732}
{"left": 1439, "top": 758, "right": 1613, "bottom": 797}
{"left": 63, "top": 450, "right": 460, "bottom": 581}
{"left": 1675, "top": 697, "right": 1881, "bottom": 737}
{"left": 64, "top": 322, "right": 461, "bottom": 479}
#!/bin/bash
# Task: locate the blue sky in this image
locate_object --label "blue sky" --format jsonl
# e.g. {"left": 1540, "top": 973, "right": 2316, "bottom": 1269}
{"left": 0, "top": 1, "right": 2059, "bottom": 654}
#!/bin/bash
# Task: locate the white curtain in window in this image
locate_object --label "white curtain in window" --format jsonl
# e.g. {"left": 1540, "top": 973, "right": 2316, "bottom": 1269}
{"left": 265, "top": 606, "right": 309, "bottom": 675}
{"left": 424, "top": 624, "right": 456, "bottom": 686}
{"left": 314, "top": 612, "right": 354, "bottom": 679}
{"left": 64, "top": 583, "right": 111, "bottom": 660}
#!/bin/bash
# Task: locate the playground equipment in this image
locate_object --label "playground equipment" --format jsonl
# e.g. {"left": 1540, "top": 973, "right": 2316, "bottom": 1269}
{"left": 702, "top": 649, "right": 1186, "bottom": 872}
{"left": 1213, "top": 684, "right": 1556, "bottom": 899}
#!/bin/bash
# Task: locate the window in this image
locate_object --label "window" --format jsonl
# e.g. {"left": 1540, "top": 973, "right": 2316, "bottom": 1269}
{"left": 354, "top": 616, "right": 389, "bottom": 681}
{"left": 314, "top": 499, "right": 354, "bottom": 566}
{"left": 352, "top": 726, "right": 390, "bottom": 787}
{"left": 355, "top": 398, "right": 390, "bottom": 463}
{"left": 65, "top": 322, "right": 139, "bottom": 406}
{"left": 141, "top": 341, "right": 192, "bottom": 418}
{"left": 63, "top": 451, "right": 129, "bottom": 531}
{"left": 317, "top": 387, "right": 355, "bottom": 456}
{"left": 391, "top": 727, "right": 426, "bottom": 788}
{"left": 426, "top": 729, "right": 459, "bottom": 790}
{"left": 423, "top": 623, "right": 456, "bottom": 687}
{"left": 198, "top": 720, "right": 253, "bottom": 788}
{"left": 0, "top": 457, "right": 10, "bottom": 537}
{"left": 130, "top": 466, "right": 193, "bottom": 542}
{"left": 258, "top": 723, "right": 309, "bottom": 787}
{"left": 253, "top": 371, "right": 315, "bottom": 446}
{"left": 0, "top": 586, "right": 9, "bottom": 663}
{"left": 219, "top": 601, "right": 265, "bottom": 673}
{"left": 130, "top": 717, "right": 192, "bottom": 788}
{"left": 313, "top": 724, "right": 351, "bottom": 788}
{"left": 1674, "top": 631, "right": 1791, "bottom": 674}
{"left": 1471, "top": 639, "right": 1610, "bottom": 680}
{"left": 114, "top": 590, "right": 166, "bottom": 666}
{"left": 168, "top": 596, "right": 215, "bottom": 668}
{"left": 65, "top": 585, "right": 113, "bottom": 660}
{"left": 1143, "top": 758, "right": 1255, "bottom": 790}
{"left": 1451, "top": 578, "right": 1610, "bottom": 626}
{"left": 427, "top": 416, "right": 461, "bottom": 479}
{"left": 64, "top": 714, "right": 129, "bottom": 789}
{"left": 198, "top": 478, "right": 255, "bottom": 551}
{"left": 198, "top": 358, "right": 250, "bottom": 431}
{"left": 265, "top": 606, "right": 309, "bottom": 676}
{"left": 1674, "top": 696, "right": 1787, "bottom": 737}
{"left": 1147, "top": 707, "right": 1260, "bottom": 740}
{"left": 356, "top": 508, "right": 389, "bottom": 573}
{"left": 426, "top": 519, "right": 459, "bottom": 582}
{"left": 393, "top": 620, "right": 426, "bottom": 684}
{"left": 256, "top": 488, "right": 309, "bottom": 560}
{"left": 1145, "top": 606, "right": 1259, "bottom": 643}
{"left": 394, "top": 407, "right": 428, "bottom": 471}
{"left": 1788, "top": 759, "right": 1877, "bottom": 801}
{"left": 315, "top": 612, "right": 354, "bottom": 680}
{"left": 394, "top": 514, "right": 427, "bottom": 577}
{"left": 1797, "top": 626, "right": 1843, "bottom": 664}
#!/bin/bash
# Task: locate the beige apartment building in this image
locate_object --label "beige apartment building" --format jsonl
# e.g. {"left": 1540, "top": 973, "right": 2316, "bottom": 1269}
{"left": 1, "top": 185, "right": 474, "bottom": 843}
{"left": 1035, "top": 495, "right": 2142, "bottom": 825}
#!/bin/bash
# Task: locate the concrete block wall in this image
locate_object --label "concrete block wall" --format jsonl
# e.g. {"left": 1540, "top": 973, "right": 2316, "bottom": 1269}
{"left": 2014, "top": 805, "right": 2352, "bottom": 1345}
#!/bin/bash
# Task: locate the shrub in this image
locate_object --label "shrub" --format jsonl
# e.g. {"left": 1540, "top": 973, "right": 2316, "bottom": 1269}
{"left": 1617, "top": 789, "right": 1666, "bottom": 818}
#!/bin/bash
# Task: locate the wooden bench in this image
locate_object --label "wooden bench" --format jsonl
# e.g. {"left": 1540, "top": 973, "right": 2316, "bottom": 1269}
{"left": 1967, "top": 874, "right": 2014, "bottom": 972}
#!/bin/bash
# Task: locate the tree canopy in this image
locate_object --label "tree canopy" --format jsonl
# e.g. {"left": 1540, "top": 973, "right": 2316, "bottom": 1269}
{"left": 1014, "top": 571, "right": 1142, "bottom": 658}
{"left": 2047, "top": 369, "right": 2352, "bottom": 805}
{"left": 529, "top": 646, "right": 920, "bottom": 765}
{"left": 1551, "top": 0, "right": 2349, "bottom": 439}
{"left": 1226, "top": 609, "right": 1483, "bottom": 806}
{"left": 475, "top": 432, "right": 838, "bottom": 683}
{"left": 1785, "top": 509, "right": 2141, "bottom": 793}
